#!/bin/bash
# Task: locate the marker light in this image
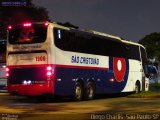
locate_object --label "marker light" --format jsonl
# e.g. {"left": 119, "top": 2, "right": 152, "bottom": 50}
{"left": 109, "top": 78, "right": 115, "bottom": 82}
{"left": 47, "top": 66, "right": 52, "bottom": 71}
{"left": 23, "top": 80, "right": 32, "bottom": 85}
{"left": 23, "top": 22, "right": 32, "bottom": 27}
{"left": 6, "top": 67, "right": 9, "bottom": 72}
{"left": 23, "top": 80, "right": 27, "bottom": 85}
{"left": 44, "top": 22, "right": 49, "bottom": 26}
{"left": 2, "top": 65, "right": 6, "bottom": 68}
{"left": 6, "top": 67, "right": 10, "bottom": 77}
{"left": 46, "top": 66, "right": 53, "bottom": 77}
{"left": 47, "top": 71, "right": 52, "bottom": 76}
{"left": 7, "top": 25, "right": 12, "bottom": 30}
{"left": 28, "top": 80, "right": 32, "bottom": 84}
{"left": 6, "top": 73, "right": 9, "bottom": 77}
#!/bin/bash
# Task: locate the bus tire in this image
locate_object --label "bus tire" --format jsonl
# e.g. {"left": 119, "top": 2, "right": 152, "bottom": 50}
{"left": 85, "top": 82, "right": 95, "bottom": 100}
{"left": 74, "top": 82, "right": 83, "bottom": 101}
{"left": 135, "top": 81, "right": 140, "bottom": 94}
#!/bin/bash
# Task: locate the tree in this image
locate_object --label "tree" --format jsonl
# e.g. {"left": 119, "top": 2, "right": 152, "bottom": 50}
{"left": 0, "top": 0, "right": 50, "bottom": 39}
{"left": 139, "top": 32, "right": 160, "bottom": 64}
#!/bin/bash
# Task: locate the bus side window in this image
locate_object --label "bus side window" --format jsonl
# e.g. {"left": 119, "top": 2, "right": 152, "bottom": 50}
{"left": 54, "top": 28, "right": 128, "bottom": 58}
{"left": 140, "top": 47, "right": 147, "bottom": 64}
{"left": 126, "top": 44, "right": 140, "bottom": 61}
{"left": 54, "top": 28, "right": 73, "bottom": 51}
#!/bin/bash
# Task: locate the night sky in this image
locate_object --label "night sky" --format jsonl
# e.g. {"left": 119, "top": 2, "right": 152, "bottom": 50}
{"left": 33, "top": 0, "right": 160, "bottom": 42}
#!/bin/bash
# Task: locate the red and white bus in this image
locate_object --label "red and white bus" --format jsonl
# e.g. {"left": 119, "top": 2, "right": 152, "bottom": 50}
{"left": 6, "top": 22, "right": 148, "bottom": 100}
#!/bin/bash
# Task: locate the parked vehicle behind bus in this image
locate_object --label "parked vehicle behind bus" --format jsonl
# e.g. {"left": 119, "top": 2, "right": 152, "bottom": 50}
{"left": 0, "top": 39, "right": 7, "bottom": 92}
{"left": 6, "top": 22, "right": 148, "bottom": 100}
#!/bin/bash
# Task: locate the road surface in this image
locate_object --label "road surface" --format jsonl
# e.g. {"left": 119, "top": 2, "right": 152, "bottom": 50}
{"left": 0, "top": 93, "right": 160, "bottom": 120}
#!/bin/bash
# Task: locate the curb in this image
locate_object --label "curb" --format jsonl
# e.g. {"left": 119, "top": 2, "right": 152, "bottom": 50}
{"left": 128, "top": 94, "right": 160, "bottom": 98}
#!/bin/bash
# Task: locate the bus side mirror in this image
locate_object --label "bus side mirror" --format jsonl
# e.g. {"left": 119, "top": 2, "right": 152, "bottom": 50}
{"left": 144, "top": 65, "right": 149, "bottom": 78}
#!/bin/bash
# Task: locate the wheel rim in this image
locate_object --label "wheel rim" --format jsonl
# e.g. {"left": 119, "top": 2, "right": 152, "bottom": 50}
{"left": 75, "top": 86, "right": 82, "bottom": 99}
{"left": 88, "top": 85, "right": 94, "bottom": 98}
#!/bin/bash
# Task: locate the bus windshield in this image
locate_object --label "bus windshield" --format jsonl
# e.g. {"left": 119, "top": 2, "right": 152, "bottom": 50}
{"left": 8, "top": 24, "right": 47, "bottom": 44}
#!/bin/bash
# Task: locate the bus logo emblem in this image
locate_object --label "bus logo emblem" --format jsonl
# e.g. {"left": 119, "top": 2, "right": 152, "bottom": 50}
{"left": 113, "top": 57, "right": 126, "bottom": 82}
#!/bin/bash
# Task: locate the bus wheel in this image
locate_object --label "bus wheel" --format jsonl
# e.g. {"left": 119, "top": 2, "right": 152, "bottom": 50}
{"left": 135, "top": 82, "right": 140, "bottom": 94}
{"left": 85, "top": 82, "right": 95, "bottom": 100}
{"left": 74, "top": 82, "right": 83, "bottom": 101}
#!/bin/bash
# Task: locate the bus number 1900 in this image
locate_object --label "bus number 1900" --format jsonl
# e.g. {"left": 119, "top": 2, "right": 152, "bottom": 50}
{"left": 35, "top": 56, "right": 46, "bottom": 61}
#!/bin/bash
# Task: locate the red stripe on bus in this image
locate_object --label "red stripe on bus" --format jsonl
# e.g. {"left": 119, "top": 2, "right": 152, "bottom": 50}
{"left": 7, "top": 64, "right": 108, "bottom": 70}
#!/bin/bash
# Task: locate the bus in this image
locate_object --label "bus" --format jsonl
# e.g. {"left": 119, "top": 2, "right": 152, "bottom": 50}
{"left": 6, "top": 22, "right": 148, "bottom": 100}
{"left": 0, "top": 39, "right": 7, "bottom": 92}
